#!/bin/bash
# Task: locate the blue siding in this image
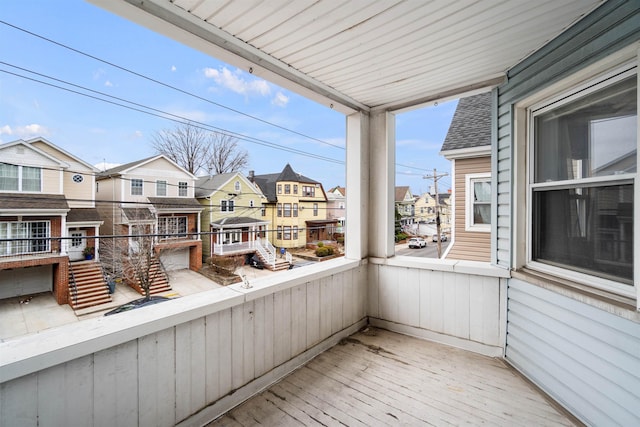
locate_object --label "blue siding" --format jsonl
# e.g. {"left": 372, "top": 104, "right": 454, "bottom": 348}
{"left": 497, "top": 1, "right": 640, "bottom": 424}
{"left": 507, "top": 279, "right": 640, "bottom": 426}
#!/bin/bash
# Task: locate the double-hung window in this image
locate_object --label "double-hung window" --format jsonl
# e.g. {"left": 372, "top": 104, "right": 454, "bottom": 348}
{"left": 178, "top": 181, "right": 188, "bottom": 197}
{"left": 0, "top": 164, "right": 41, "bottom": 192}
{"left": 466, "top": 173, "right": 491, "bottom": 231}
{"left": 156, "top": 180, "right": 167, "bottom": 196}
{"left": 221, "top": 200, "right": 234, "bottom": 212}
{"left": 131, "top": 179, "right": 143, "bottom": 195}
{"left": 284, "top": 203, "right": 292, "bottom": 217}
{"left": 528, "top": 66, "right": 636, "bottom": 293}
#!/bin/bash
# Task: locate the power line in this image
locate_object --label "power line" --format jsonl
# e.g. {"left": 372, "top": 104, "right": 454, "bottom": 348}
{"left": 0, "top": 66, "right": 344, "bottom": 165}
{"left": 0, "top": 20, "right": 345, "bottom": 151}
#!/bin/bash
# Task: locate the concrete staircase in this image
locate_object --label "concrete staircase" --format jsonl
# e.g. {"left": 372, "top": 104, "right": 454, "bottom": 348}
{"left": 68, "top": 260, "right": 112, "bottom": 310}
{"left": 126, "top": 255, "right": 172, "bottom": 296}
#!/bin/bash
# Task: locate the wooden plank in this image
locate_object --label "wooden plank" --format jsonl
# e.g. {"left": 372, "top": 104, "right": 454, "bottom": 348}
{"left": 218, "top": 309, "right": 232, "bottom": 398}
{"left": 241, "top": 302, "right": 255, "bottom": 386}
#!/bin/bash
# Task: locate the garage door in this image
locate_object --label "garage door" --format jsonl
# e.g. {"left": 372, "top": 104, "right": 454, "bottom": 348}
{"left": 0, "top": 265, "right": 53, "bottom": 299}
{"left": 160, "top": 248, "right": 189, "bottom": 271}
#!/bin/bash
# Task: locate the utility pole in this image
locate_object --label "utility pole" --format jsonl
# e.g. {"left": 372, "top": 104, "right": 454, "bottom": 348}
{"left": 423, "top": 168, "right": 448, "bottom": 258}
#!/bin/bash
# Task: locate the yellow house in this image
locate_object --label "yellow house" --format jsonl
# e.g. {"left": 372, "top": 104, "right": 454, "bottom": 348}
{"left": 195, "top": 171, "right": 268, "bottom": 260}
{"left": 252, "top": 164, "right": 334, "bottom": 249}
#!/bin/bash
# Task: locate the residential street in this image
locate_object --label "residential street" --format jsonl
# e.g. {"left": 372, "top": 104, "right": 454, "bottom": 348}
{"left": 396, "top": 240, "right": 449, "bottom": 258}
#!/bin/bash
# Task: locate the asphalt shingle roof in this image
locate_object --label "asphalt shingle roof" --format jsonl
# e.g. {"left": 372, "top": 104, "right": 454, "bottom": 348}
{"left": 252, "top": 164, "right": 319, "bottom": 203}
{"left": 441, "top": 92, "right": 491, "bottom": 152}
{"left": 0, "top": 193, "right": 69, "bottom": 211}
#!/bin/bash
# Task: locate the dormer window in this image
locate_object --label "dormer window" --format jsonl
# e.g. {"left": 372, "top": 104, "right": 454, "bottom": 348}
{"left": 235, "top": 181, "right": 241, "bottom": 192}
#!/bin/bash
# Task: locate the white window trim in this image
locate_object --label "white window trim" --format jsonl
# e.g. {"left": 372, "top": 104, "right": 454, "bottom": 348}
{"left": 522, "top": 61, "right": 638, "bottom": 300}
{"left": 465, "top": 172, "right": 491, "bottom": 232}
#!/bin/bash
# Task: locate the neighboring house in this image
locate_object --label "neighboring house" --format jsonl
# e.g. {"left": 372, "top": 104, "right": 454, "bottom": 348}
{"left": 326, "top": 186, "right": 346, "bottom": 232}
{"left": 0, "top": 137, "right": 103, "bottom": 306}
{"left": 394, "top": 186, "right": 415, "bottom": 229}
{"left": 440, "top": 92, "right": 492, "bottom": 261}
{"left": 195, "top": 171, "right": 269, "bottom": 260}
{"left": 252, "top": 164, "right": 335, "bottom": 248}
{"left": 95, "top": 155, "right": 203, "bottom": 277}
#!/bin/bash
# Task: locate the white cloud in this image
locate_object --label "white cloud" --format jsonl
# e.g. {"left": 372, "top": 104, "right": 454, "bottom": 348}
{"left": 203, "top": 66, "right": 271, "bottom": 96}
{"left": 272, "top": 92, "right": 289, "bottom": 107}
{"left": 0, "top": 124, "right": 50, "bottom": 139}
{"left": 133, "top": 130, "right": 143, "bottom": 138}
{"left": 171, "top": 65, "right": 177, "bottom": 72}
{"left": 104, "top": 80, "right": 113, "bottom": 87}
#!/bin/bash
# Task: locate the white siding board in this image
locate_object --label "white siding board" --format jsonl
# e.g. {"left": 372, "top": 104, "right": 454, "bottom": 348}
{"left": 175, "top": 319, "right": 206, "bottom": 422}
{"left": 426, "top": 270, "right": 445, "bottom": 333}
{"left": 306, "top": 280, "right": 321, "bottom": 347}
{"left": 273, "top": 289, "right": 292, "bottom": 366}
{"left": 342, "top": 270, "right": 356, "bottom": 326}
{"left": 1, "top": 373, "right": 37, "bottom": 426}
{"left": 330, "top": 273, "right": 343, "bottom": 334}
{"left": 138, "top": 330, "right": 176, "bottom": 427}
{"left": 319, "top": 276, "right": 332, "bottom": 338}
{"left": 378, "top": 265, "right": 399, "bottom": 322}
{"left": 205, "top": 312, "right": 221, "bottom": 403}
{"left": 218, "top": 309, "right": 233, "bottom": 399}
{"left": 231, "top": 304, "right": 245, "bottom": 390}
{"left": 252, "top": 298, "right": 266, "bottom": 378}
{"left": 291, "top": 284, "right": 306, "bottom": 357}
{"left": 367, "top": 265, "right": 380, "bottom": 318}
{"left": 242, "top": 302, "right": 255, "bottom": 386}
{"left": 262, "top": 295, "right": 275, "bottom": 374}
{"left": 94, "top": 343, "right": 137, "bottom": 427}
{"left": 399, "top": 267, "right": 420, "bottom": 327}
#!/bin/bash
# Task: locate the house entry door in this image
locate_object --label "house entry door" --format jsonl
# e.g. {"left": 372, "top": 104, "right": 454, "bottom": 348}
{"left": 68, "top": 230, "right": 86, "bottom": 261}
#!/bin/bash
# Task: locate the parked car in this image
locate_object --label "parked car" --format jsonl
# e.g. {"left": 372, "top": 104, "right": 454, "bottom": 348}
{"left": 408, "top": 237, "right": 427, "bottom": 248}
{"left": 104, "top": 296, "right": 171, "bottom": 316}
{"left": 432, "top": 233, "right": 448, "bottom": 242}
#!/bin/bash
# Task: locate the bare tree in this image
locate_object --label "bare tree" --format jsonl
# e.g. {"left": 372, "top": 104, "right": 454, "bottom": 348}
{"left": 152, "top": 122, "right": 248, "bottom": 175}
{"left": 207, "top": 132, "right": 249, "bottom": 175}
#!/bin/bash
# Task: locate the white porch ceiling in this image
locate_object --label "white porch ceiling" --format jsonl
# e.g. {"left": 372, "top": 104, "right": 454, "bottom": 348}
{"left": 89, "top": 0, "right": 602, "bottom": 114}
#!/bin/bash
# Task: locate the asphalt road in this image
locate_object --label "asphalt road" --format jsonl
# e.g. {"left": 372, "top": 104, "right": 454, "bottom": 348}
{"left": 396, "top": 240, "right": 450, "bottom": 258}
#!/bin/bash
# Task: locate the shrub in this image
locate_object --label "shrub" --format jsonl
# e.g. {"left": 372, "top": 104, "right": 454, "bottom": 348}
{"left": 317, "top": 241, "right": 324, "bottom": 248}
{"left": 315, "top": 246, "right": 334, "bottom": 257}
{"left": 336, "top": 235, "right": 344, "bottom": 244}
{"left": 395, "top": 232, "right": 408, "bottom": 242}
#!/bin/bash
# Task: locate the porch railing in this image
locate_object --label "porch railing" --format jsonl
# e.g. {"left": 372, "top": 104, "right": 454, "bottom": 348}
{"left": 255, "top": 238, "right": 275, "bottom": 268}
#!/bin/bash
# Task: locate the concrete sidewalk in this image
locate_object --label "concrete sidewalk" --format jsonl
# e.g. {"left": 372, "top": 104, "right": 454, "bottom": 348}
{"left": 0, "top": 269, "right": 223, "bottom": 342}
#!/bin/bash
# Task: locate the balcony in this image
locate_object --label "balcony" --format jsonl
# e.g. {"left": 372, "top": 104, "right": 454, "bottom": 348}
{"left": 0, "top": 258, "right": 533, "bottom": 426}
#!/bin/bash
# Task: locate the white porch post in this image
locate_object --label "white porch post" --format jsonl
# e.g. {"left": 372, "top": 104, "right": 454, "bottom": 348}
{"left": 94, "top": 225, "right": 100, "bottom": 261}
{"left": 368, "top": 110, "right": 396, "bottom": 258}
{"left": 345, "top": 112, "right": 370, "bottom": 260}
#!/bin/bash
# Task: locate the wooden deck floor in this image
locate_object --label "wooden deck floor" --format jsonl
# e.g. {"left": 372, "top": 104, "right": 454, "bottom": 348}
{"left": 209, "top": 328, "right": 576, "bottom": 426}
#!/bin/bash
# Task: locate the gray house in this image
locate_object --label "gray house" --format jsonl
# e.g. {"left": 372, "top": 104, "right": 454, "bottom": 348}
{"left": 2, "top": 2, "right": 638, "bottom": 426}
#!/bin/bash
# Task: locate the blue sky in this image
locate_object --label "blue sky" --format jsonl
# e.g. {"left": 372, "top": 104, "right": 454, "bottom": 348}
{"left": 0, "top": 0, "right": 455, "bottom": 193}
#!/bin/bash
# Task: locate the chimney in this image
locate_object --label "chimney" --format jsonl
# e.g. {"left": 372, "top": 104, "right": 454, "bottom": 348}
{"left": 248, "top": 170, "right": 255, "bottom": 183}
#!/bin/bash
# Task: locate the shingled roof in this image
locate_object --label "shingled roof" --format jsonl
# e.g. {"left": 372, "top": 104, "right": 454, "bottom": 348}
{"left": 252, "top": 164, "right": 320, "bottom": 203}
{"left": 441, "top": 92, "right": 491, "bottom": 152}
